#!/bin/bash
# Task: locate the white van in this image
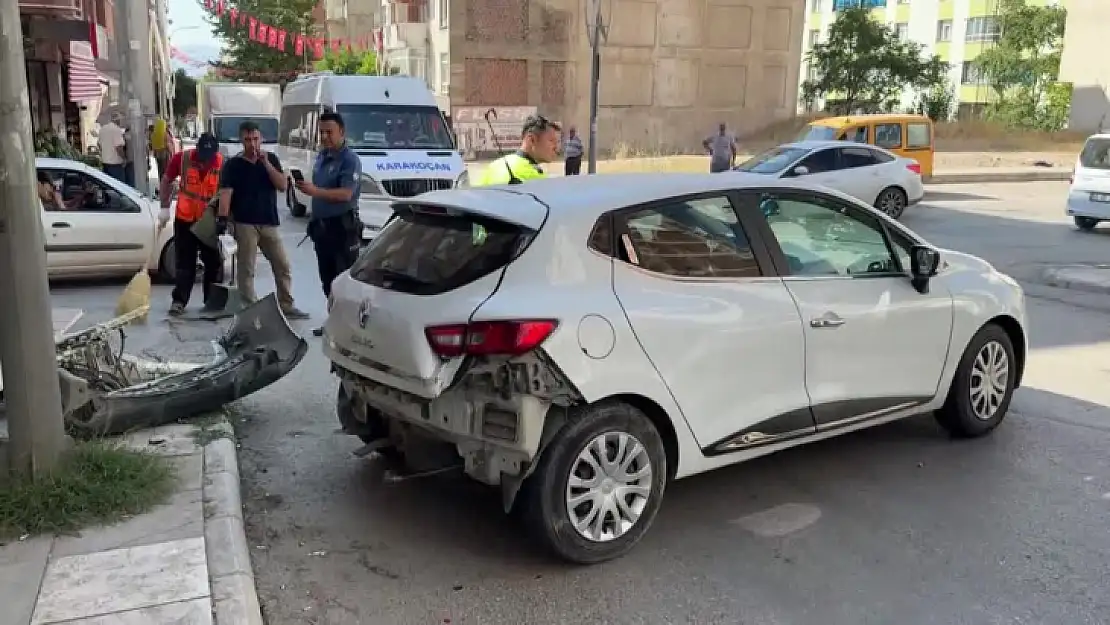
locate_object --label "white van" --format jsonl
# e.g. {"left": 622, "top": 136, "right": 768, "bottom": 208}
{"left": 277, "top": 72, "right": 466, "bottom": 240}
{"left": 1066, "top": 132, "right": 1110, "bottom": 232}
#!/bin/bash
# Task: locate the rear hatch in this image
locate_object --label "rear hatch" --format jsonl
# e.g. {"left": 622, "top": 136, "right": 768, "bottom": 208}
{"left": 1073, "top": 137, "right": 1110, "bottom": 195}
{"left": 325, "top": 193, "right": 547, "bottom": 398}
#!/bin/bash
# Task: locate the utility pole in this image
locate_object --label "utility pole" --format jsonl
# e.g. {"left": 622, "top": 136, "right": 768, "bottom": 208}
{"left": 0, "top": 1, "right": 69, "bottom": 475}
{"left": 585, "top": 0, "right": 608, "bottom": 174}
{"left": 115, "top": 0, "right": 155, "bottom": 196}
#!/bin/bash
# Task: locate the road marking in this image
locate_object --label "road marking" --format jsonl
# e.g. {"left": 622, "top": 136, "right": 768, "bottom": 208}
{"left": 730, "top": 503, "right": 822, "bottom": 538}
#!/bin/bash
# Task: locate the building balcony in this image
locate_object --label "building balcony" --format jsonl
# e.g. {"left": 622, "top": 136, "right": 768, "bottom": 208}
{"left": 387, "top": 0, "right": 427, "bottom": 24}
{"left": 384, "top": 22, "right": 427, "bottom": 51}
{"left": 19, "top": 0, "right": 82, "bottom": 18}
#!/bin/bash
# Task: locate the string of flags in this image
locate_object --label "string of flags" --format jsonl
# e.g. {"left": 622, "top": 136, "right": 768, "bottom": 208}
{"left": 200, "top": 0, "right": 384, "bottom": 60}
{"left": 170, "top": 46, "right": 300, "bottom": 78}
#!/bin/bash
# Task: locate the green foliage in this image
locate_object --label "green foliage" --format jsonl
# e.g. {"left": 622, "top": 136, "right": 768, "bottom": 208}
{"left": 172, "top": 68, "right": 198, "bottom": 120}
{"left": 913, "top": 83, "right": 956, "bottom": 121}
{"left": 34, "top": 128, "right": 82, "bottom": 159}
{"left": 0, "top": 442, "right": 175, "bottom": 539}
{"left": 210, "top": 0, "right": 318, "bottom": 82}
{"left": 974, "top": 0, "right": 1067, "bottom": 131}
{"left": 314, "top": 48, "right": 386, "bottom": 75}
{"left": 802, "top": 7, "right": 948, "bottom": 114}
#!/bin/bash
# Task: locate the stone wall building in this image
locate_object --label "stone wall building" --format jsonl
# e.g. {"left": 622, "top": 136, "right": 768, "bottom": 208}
{"left": 379, "top": 0, "right": 805, "bottom": 154}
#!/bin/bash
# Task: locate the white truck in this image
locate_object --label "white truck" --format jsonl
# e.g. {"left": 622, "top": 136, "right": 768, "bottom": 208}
{"left": 196, "top": 82, "right": 282, "bottom": 157}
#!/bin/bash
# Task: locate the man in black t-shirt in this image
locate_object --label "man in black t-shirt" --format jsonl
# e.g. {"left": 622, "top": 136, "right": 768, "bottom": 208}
{"left": 216, "top": 121, "right": 309, "bottom": 319}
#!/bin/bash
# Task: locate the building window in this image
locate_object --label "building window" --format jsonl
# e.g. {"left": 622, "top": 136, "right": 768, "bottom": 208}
{"left": 810, "top": 0, "right": 822, "bottom": 12}
{"left": 438, "top": 0, "right": 448, "bottom": 28}
{"left": 936, "top": 19, "right": 952, "bottom": 42}
{"left": 965, "top": 16, "right": 1000, "bottom": 42}
{"left": 961, "top": 61, "right": 985, "bottom": 84}
{"left": 833, "top": 0, "right": 885, "bottom": 10}
{"left": 439, "top": 53, "right": 449, "bottom": 94}
{"left": 895, "top": 23, "right": 908, "bottom": 40}
{"left": 808, "top": 29, "right": 820, "bottom": 48}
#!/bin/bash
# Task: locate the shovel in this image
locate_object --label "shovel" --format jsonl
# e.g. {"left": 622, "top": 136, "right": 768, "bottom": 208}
{"left": 185, "top": 205, "right": 244, "bottom": 320}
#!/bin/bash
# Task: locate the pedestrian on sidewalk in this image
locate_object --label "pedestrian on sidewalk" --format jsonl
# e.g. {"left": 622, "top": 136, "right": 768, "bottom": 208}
{"left": 294, "top": 111, "right": 362, "bottom": 336}
{"left": 98, "top": 112, "right": 128, "bottom": 183}
{"left": 563, "top": 125, "right": 583, "bottom": 175}
{"left": 703, "top": 122, "right": 737, "bottom": 173}
{"left": 216, "top": 121, "right": 309, "bottom": 320}
{"left": 159, "top": 133, "right": 224, "bottom": 316}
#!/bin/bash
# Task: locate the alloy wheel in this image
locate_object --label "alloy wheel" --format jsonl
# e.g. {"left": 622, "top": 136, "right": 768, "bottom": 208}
{"left": 969, "top": 340, "right": 1009, "bottom": 420}
{"left": 565, "top": 431, "right": 653, "bottom": 542}
{"left": 878, "top": 189, "right": 906, "bottom": 217}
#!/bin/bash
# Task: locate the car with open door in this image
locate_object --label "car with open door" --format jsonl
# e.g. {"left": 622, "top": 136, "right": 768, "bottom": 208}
{"left": 36, "top": 157, "right": 233, "bottom": 282}
{"left": 322, "top": 173, "right": 1027, "bottom": 564}
{"left": 734, "top": 141, "right": 925, "bottom": 219}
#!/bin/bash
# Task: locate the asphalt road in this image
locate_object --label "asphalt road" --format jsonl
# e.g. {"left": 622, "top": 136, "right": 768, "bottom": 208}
{"left": 48, "top": 181, "right": 1110, "bottom": 625}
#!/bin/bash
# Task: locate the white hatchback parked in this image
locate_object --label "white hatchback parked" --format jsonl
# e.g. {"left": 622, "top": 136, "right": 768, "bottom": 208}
{"left": 1066, "top": 133, "right": 1110, "bottom": 231}
{"left": 323, "top": 173, "right": 1027, "bottom": 564}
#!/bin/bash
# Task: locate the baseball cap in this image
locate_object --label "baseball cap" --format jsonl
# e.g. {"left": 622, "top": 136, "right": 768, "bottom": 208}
{"left": 196, "top": 132, "right": 218, "bottom": 158}
{"left": 521, "top": 114, "right": 561, "bottom": 137}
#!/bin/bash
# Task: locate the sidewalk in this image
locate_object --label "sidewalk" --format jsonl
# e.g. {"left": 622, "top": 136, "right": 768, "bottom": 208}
{"left": 0, "top": 419, "right": 262, "bottom": 625}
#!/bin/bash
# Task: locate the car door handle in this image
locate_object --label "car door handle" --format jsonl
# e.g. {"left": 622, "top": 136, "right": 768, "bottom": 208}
{"left": 810, "top": 313, "right": 846, "bottom": 328}
{"left": 51, "top": 222, "right": 71, "bottom": 228}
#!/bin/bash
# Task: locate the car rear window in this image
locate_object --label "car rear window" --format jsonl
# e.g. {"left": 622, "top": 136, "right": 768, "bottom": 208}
{"left": 1079, "top": 138, "right": 1110, "bottom": 170}
{"left": 349, "top": 207, "right": 533, "bottom": 295}
{"left": 796, "top": 125, "right": 838, "bottom": 141}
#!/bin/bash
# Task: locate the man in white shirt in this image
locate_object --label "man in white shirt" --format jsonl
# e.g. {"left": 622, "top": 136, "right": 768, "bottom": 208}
{"left": 98, "top": 112, "right": 127, "bottom": 183}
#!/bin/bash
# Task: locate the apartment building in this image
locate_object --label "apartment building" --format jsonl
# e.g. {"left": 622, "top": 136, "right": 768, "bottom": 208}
{"left": 375, "top": 0, "right": 804, "bottom": 154}
{"left": 799, "top": 0, "right": 1061, "bottom": 118}
{"left": 1058, "top": 0, "right": 1110, "bottom": 132}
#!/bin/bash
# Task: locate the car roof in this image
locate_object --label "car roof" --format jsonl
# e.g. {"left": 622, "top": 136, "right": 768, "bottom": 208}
{"left": 36, "top": 157, "right": 84, "bottom": 168}
{"left": 410, "top": 172, "right": 853, "bottom": 230}
{"left": 810, "top": 114, "right": 930, "bottom": 127}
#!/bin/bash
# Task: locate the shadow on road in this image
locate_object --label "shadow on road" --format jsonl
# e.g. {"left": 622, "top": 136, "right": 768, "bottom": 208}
{"left": 922, "top": 190, "right": 998, "bottom": 203}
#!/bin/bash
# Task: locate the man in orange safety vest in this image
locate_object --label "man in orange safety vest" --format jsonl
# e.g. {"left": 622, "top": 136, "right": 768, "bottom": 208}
{"left": 159, "top": 132, "right": 225, "bottom": 316}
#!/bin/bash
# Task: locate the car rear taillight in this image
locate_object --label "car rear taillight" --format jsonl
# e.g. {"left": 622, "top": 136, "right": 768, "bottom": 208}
{"left": 425, "top": 320, "right": 558, "bottom": 357}
{"left": 906, "top": 162, "right": 922, "bottom": 175}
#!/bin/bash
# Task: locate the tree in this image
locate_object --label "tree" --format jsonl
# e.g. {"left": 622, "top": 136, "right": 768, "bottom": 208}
{"left": 973, "top": 0, "right": 1068, "bottom": 130}
{"left": 172, "top": 69, "right": 198, "bottom": 120}
{"left": 210, "top": 0, "right": 318, "bottom": 82}
{"left": 315, "top": 48, "right": 387, "bottom": 75}
{"left": 802, "top": 7, "right": 948, "bottom": 114}
{"left": 913, "top": 83, "right": 956, "bottom": 121}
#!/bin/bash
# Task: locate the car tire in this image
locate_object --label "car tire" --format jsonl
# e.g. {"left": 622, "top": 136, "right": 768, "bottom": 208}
{"left": 875, "top": 186, "right": 908, "bottom": 219}
{"left": 520, "top": 400, "right": 668, "bottom": 564}
{"left": 336, "top": 384, "right": 382, "bottom": 444}
{"left": 1074, "top": 216, "right": 1099, "bottom": 231}
{"left": 288, "top": 183, "right": 307, "bottom": 218}
{"left": 158, "top": 238, "right": 176, "bottom": 282}
{"left": 934, "top": 323, "right": 1016, "bottom": 438}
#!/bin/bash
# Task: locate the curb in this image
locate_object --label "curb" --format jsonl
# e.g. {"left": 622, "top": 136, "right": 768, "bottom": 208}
{"left": 927, "top": 170, "right": 1071, "bottom": 185}
{"left": 201, "top": 419, "right": 264, "bottom": 625}
{"left": 1040, "top": 265, "right": 1110, "bottom": 295}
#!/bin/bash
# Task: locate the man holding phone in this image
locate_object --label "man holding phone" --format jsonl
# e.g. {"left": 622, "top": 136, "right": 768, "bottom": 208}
{"left": 216, "top": 120, "right": 309, "bottom": 319}
{"left": 294, "top": 111, "right": 362, "bottom": 336}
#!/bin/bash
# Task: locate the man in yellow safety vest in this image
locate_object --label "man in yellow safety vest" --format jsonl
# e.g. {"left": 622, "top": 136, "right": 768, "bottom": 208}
{"left": 473, "top": 114, "right": 561, "bottom": 185}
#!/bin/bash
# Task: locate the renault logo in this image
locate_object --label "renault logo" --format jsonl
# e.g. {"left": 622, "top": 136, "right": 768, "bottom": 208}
{"left": 358, "top": 300, "right": 371, "bottom": 329}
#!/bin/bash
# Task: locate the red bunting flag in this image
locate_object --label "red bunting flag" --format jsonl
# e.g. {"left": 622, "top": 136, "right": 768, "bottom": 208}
{"left": 258, "top": 23, "right": 269, "bottom": 44}
{"left": 269, "top": 28, "right": 281, "bottom": 50}
{"left": 248, "top": 16, "right": 257, "bottom": 40}
{"left": 294, "top": 34, "right": 304, "bottom": 55}
{"left": 312, "top": 38, "right": 325, "bottom": 59}
{"left": 229, "top": 8, "right": 238, "bottom": 24}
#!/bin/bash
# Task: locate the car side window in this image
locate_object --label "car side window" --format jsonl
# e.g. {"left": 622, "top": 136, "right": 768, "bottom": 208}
{"left": 837, "top": 146, "right": 881, "bottom": 169}
{"left": 757, "top": 192, "right": 901, "bottom": 278}
{"left": 906, "top": 122, "right": 931, "bottom": 149}
{"left": 617, "top": 196, "right": 762, "bottom": 278}
{"left": 870, "top": 148, "right": 896, "bottom": 163}
{"left": 588, "top": 214, "right": 614, "bottom": 256}
{"left": 58, "top": 170, "right": 139, "bottom": 213}
{"left": 874, "top": 123, "right": 903, "bottom": 149}
{"left": 840, "top": 126, "right": 867, "bottom": 143}
{"left": 794, "top": 148, "right": 837, "bottom": 174}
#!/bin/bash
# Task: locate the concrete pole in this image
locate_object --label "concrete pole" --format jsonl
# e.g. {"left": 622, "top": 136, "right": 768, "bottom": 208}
{"left": 115, "top": 0, "right": 154, "bottom": 196}
{"left": 0, "top": 1, "right": 69, "bottom": 475}
{"left": 586, "top": 1, "right": 605, "bottom": 175}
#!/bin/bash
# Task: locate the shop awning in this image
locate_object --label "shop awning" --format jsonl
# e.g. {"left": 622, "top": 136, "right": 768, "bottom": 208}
{"left": 67, "top": 41, "right": 101, "bottom": 102}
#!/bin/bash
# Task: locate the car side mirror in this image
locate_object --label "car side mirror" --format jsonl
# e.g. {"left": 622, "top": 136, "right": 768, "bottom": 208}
{"left": 909, "top": 245, "right": 940, "bottom": 294}
{"left": 791, "top": 165, "right": 809, "bottom": 176}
